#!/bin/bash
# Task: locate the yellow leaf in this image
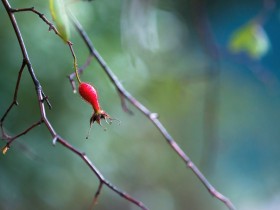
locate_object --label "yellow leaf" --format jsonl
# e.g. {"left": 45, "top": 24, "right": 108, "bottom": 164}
{"left": 228, "top": 21, "right": 270, "bottom": 59}
{"left": 49, "top": 0, "right": 70, "bottom": 43}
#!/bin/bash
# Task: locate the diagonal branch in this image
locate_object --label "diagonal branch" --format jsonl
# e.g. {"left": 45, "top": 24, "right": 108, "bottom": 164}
{"left": 69, "top": 10, "right": 236, "bottom": 210}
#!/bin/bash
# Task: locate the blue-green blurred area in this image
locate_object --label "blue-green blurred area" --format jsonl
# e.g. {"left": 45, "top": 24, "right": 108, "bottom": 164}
{"left": 1, "top": 0, "right": 280, "bottom": 210}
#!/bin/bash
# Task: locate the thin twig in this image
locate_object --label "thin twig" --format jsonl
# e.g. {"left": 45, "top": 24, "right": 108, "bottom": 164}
{"left": 2, "top": 120, "right": 43, "bottom": 154}
{"left": 11, "top": 6, "right": 61, "bottom": 37}
{"left": 69, "top": 10, "right": 236, "bottom": 210}
{"left": 0, "top": 59, "right": 25, "bottom": 123}
{"left": 91, "top": 182, "right": 103, "bottom": 209}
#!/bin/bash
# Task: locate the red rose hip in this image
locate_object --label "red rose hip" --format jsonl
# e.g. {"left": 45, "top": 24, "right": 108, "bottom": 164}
{"left": 78, "top": 82, "right": 114, "bottom": 138}
{"left": 79, "top": 82, "right": 101, "bottom": 112}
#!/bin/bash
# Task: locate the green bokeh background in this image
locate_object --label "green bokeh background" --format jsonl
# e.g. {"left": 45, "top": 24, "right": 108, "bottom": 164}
{"left": 1, "top": 1, "right": 280, "bottom": 210}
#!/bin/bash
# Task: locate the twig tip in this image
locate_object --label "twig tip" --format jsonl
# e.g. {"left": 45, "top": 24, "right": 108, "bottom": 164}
{"left": 2, "top": 145, "right": 9, "bottom": 155}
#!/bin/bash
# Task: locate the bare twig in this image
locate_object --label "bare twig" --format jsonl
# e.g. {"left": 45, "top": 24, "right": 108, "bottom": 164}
{"left": 10, "top": 6, "right": 62, "bottom": 38}
{"left": 91, "top": 182, "right": 103, "bottom": 208}
{"left": 1, "top": 1, "right": 148, "bottom": 209}
{"left": 2, "top": 120, "right": 43, "bottom": 154}
{"left": 68, "top": 10, "right": 236, "bottom": 210}
{"left": 0, "top": 60, "right": 25, "bottom": 124}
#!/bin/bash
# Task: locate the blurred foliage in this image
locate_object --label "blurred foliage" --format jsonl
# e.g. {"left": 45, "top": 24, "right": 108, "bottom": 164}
{"left": 49, "top": 0, "right": 70, "bottom": 42}
{"left": 228, "top": 20, "right": 270, "bottom": 59}
{"left": 1, "top": 0, "right": 280, "bottom": 210}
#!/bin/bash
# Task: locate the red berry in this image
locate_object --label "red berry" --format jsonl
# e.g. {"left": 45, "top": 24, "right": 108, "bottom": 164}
{"left": 79, "top": 82, "right": 101, "bottom": 112}
{"left": 78, "top": 82, "right": 116, "bottom": 138}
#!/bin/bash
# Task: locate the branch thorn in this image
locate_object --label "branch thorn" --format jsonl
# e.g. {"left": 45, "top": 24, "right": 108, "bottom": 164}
{"left": 52, "top": 136, "right": 58, "bottom": 145}
{"left": 149, "top": 113, "right": 158, "bottom": 119}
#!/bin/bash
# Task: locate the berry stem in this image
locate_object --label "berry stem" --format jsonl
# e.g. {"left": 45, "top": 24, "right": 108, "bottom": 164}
{"left": 73, "top": 54, "right": 81, "bottom": 84}
{"left": 67, "top": 41, "right": 82, "bottom": 84}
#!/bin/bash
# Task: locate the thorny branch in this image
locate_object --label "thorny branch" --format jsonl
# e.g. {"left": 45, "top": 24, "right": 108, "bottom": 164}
{"left": 1, "top": 1, "right": 147, "bottom": 209}
{"left": 68, "top": 10, "right": 236, "bottom": 210}
{"left": 10, "top": 6, "right": 61, "bottom": 39}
